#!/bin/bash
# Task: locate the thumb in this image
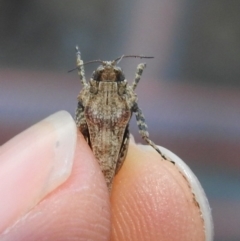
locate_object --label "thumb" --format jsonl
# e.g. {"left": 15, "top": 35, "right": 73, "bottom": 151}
{"left": 0, "top": 111, "right": 111, "bottom": 241}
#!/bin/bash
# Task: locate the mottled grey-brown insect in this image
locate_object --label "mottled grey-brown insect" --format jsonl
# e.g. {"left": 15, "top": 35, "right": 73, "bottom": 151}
{"left": 72, "top": 46, "right": 167, "bottom": 191}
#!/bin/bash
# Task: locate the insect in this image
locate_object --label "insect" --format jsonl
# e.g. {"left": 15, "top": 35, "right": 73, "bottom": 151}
{"left": 72, "top": 46, "right": 167, "bottom": 191}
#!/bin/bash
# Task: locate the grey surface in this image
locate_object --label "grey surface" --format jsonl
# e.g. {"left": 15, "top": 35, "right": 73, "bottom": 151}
{"left": 0, "top": 1, "right": 240, "bottom": 240}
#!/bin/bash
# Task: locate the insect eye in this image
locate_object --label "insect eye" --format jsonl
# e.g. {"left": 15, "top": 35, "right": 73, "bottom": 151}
{"left": 113, "top": 67, "right": 125, "bottom": 82}
{"left": 116, "top": 72, "right": 125, "bottom": 82}
{"left": 92, "top": 70, "right": 102, "bottom": 81}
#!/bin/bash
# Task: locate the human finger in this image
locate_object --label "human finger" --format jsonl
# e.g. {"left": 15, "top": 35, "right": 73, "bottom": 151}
{"left": 111, "top": 139, "right": 213, "bottom": 241}
{"left": 0, "top": 111, "right": 111, "bottom": 241}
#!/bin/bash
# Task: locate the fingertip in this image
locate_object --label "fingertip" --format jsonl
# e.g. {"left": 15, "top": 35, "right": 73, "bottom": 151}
{"left": 111, "top": 141, "right": 208, "bottom": 241}
{"left": 158, "top": 146, "right": 213, "bottom": 241}
{"left": 0, "top": 111, "right": 77, "bottom": 232}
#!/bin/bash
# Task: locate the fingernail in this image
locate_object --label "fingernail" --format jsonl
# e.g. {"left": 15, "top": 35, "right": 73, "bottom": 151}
{"left": 0, "top": 111, "right": 77, "bottom": 232}
{"left": 157, "top": 146, "right": 214, "bottom": 241}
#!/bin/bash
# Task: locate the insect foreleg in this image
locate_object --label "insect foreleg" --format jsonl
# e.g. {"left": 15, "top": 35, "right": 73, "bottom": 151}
{"left": 131, "top": 63, "right": 146, "bottom": 90}
{"left": 132, "top": 103, "right": 167, "bottom": 160}
{"left": 75, "top": 46, "right": 87, "bottom": 87}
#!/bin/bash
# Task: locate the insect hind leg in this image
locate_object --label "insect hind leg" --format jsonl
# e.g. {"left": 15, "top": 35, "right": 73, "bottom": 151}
{"left": 115, "top": 128, "right": 130, "bottom": 174}
{"left": 133, "top": 104, "right": 167, "bottom": 160}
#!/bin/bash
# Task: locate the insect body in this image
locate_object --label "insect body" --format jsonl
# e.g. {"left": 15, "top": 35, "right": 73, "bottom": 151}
{"left": 74, "top": 46, "right": 167, "bottom": 191}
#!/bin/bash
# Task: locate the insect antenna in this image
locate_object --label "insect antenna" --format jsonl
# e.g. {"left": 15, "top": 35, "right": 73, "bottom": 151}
{"left": 68, "top": 60, "right": 103, "bottom": 73}
{"left": 114, "top": 55, "right": 154, "bottom": 64}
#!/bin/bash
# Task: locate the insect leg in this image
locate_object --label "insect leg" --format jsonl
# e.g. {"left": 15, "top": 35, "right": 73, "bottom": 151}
{"left": 132, "top": 103, "right": 167, "bottom": 160}
{"left": 131, "top": 63, "right": 146, "bottom": 90}
{"left": 76, "top": 46, "right": 87, "bottom": 87}
{"left": 75, "top": 101, "right": 90, "bottom": 144}
{"left": 115, "top": 127, "right": 130, "bottom": 174}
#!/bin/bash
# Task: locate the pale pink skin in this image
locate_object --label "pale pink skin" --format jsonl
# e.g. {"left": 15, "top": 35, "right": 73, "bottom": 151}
{"left": 0, "top": 111, "right": 205, "bottom": 241}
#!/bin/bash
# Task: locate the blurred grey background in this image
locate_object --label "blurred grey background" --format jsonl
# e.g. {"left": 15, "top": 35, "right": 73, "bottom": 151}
{"left": 0, "top": 1, "right": 240, "bottom": 240}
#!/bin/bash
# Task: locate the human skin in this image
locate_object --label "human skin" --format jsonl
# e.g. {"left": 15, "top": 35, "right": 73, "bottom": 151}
{"left": 0, "top": 111, "right": 206, "bottom": 241}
